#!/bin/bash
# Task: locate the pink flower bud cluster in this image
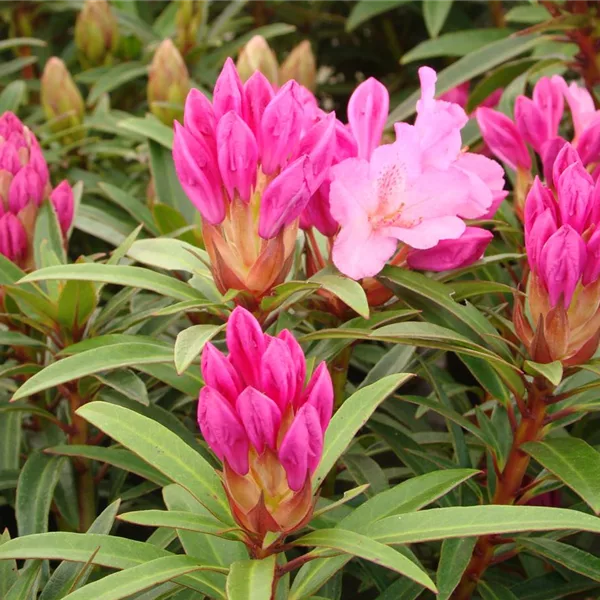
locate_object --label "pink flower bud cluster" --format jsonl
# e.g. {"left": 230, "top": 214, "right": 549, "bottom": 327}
{"left": 173, "top": 58, "right": 338, "bottom": 239}
{"left": 516, "top": 144, "right": 600, "bottom": 364}
{"left": 476, "top": 75, "right": 600, "bottom": 179}
{"left": 525, "top": 144, "right": 600, "bottom": 309}
{"left": 0, "top": 112, "right": 73, "bottom": 266}
{"left": 198, "top": 307, "right": 333, "bottom": 535}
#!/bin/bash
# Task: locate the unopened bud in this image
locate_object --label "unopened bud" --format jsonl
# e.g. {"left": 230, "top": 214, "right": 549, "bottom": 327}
{"left": 148, "top": 39, "right": 190, "bottom": 126}
{"left": 280, "top": 41, "right": 317, "bottom": 92}
{"left": 41, "top": 58, "right": 85, "bottom": 143}
{"left": 175, "top": 0, "right": 204, "bottom": 56}
{"left": 236, "top": 35, "right": 279, "bottom": 85}
{"left": 75, "top": 0, "right": 120, "bottom": 68}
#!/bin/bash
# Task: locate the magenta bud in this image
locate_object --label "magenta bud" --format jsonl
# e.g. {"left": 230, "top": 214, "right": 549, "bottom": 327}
{"left": 50, "top": 180, "right": 74, "bottom": 235}
{"left": 588, "top": 177, "right": 600, "bottom": 228}
{"left": 173, "top": 121, "right": 225, "bottom": 224}
{"left": 201, "top": 342, "right": 243, "bottom": 405}
{"left": 334, "top": 120, "right": 358, "bottom": 162}
{"left": 552, "top": 142, "right": 581, "bottom": 189}
{"left": 236, "top": 387, "right": 281, "bottom": 454}
{"left": 0, "top": 140, "right": 21, "bottom": 175}
{"left": 539, "top": 225, "right": 587, "bottom": 308}
{"left": 406, "top": 227, "right": 493, "bottom": 272}
{"left": 0, "top": 213, "right": 26, "bottom": 262}
{"left": 347, "top": 77, "right": 389, "bottom": 160}
{"left": 279, "top": 403, "right": 323, "bottom": 491}
{"left": 226, "top": 306, "right": 266, "bottom": 388}
{"left": 440, "top": 82, "right": 470, "bottom": 108}
{"left": 243, "top": 70, "right": 274, "bottom": 144}
{"left": 259, "top": 80, "right": 304, "bottom": 175}
{"left": 300, "top": 180, "right": 339, "bottom": 237}
{"left": 541, "top": 137, "right": 568, "bottom": 186}
{"left": 260, "top": 336, "right": 298, "bottom": 412}
{"left": 216, "top": 111, "right": 258, "bottom": 203}
{"left": 532, "top": 76, "right": 564, "bottom": 139}
{"left": 557, "top": 161, "right": 594, "bottom": 232}
{"left": 575, "top": 117, "right": 600, "bottom": 166}
{"left": 0, "top": 112, "right": 24, "bottom": 139}
{"left": 212, "top": 58, "right": 245, "bottom": 121}
{"left": 524, "top": 177, "right": 557, "bottom": 234}
{"left": 277, "top": 329, "right": 306, "bottom": 402}
{"left": 301, "top": 361, "right": 333, "bottom": 430}
{"left": 198, "top": 387, "right": 249, "bottom": 475}
{"left": 514, "top": 96, "right": 548, "bottom": 154}
{"left": 475, "top": 107, "right": 531, "bottom": 170}
{"left": 259, "top": 155, "right": 312, "bottom": 239}
{"left": 526, "top": 207, "right": 557, "bottom": 273}
{"left": 184, "top": 88, "right": 217, "bottom": 152}
{"left": 584, "top": 227, "right": 600, "bottom": 286}
{"left": 8, "top": 165, "right": 44, "bottom": 212}
{"left": 292, "top": 112, "right": 336, "bottom": 192}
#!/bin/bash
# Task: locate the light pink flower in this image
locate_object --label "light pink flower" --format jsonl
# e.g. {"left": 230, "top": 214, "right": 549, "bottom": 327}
{"left": 329, "top": 67, "right": 501, "bottom": 280}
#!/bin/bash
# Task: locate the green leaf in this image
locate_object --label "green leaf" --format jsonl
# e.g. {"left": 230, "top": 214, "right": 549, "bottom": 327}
{"left": 20, "top": 264, "right": 206, "bottom": 302}
{"left": 87, "top": 62, "right": 148, "bottom": 106}
{"left": 16, "top": 452, "right": 66, "bottom": 536}
{"left": 118, "top": 115, "right": 174, "bottom": 149}
{"left": 367, "top": 506, "right": 600, "bottom": 544}
{"left": 95, "top": 370, "right": 149, "bottom": 405}
{"left": 0, "top": 530, "right": 18, "bottom": 596}
{"left": 313, "top": 373, "right": 413, "bottom": 491}
{"left": 77, "top": 402, "right": 231, "bottom": 524}
{"left": 0, "top": 81, "right": 27, "bottom": 115}
{"left": 342, "top": 454, "right": 387, "bottom": 497}
{"left": 127, "top": 238, "right": 210, "bottom": 276}
{"left": 46, "top": 445, "right": 169, "bottom": 486}
{"left": 436, "top": 537, "right": 477, "bottom": 600}
{"left": 423, "top": 0, "right": 453, "bottom": 38}
{"left": 524, "top": 360, "right": 563, "bottom": 386}
{"left": 522, "top": 438, "right": 600, "bottom": 514}
{"left": 40, "top": 500, "right": 121, "bottom": 600}
{"left": 174, "top": 324, "right": 224, "bottom": 374}
{"left": 118, "top": 510, "right": 238, "bottom": 539}
{"left": 294, "top": 529, "right": 436, "bottom": 592}
{"left": 61, "top": 556, "right": 222, "bottom": 600}
{"left": 57, "top": 280, "right": 98, "bottom": 330}
{"left": 99, "top": 183, "right": 160, "bottom": 236}
{"left": 12, "top": 342, "right": 173, "bottom": 400}
{"left": 227, "top": 556, "right": 276, "bottom": 600}
{"left": 401, "top": 28, "right": 513, "bottom": 64}
{"left": 390, "top": 33, "right": 543, "bottom": 123}
{"left": 0, "top": 330, "right": 45, "bottom": 347}
{"left": 0, "top": 407, "right": 21, "bottom": 470}
{"left": 0, "top": 56, "right": 37, "bottom": 78}
{"left": 0, "top": 533, "right": 225, "bottom": 598}
{"left": 34, "top": 199, "right": 66, "bottom": 268}
{"left": 478, "top": 581, "right": 519, "bottom": 600}
{"left": 309, "top": 270, "right": 369, "bottom": 319}
{"left": 5, "top": 560, "right": 42, "bottom": 600}
{"left": 518, "top": 537, "right": 600, "bottom": 582}
{"left": 346, "top": 0, "right": 411, "bottom": 32}
{"left": 505, "top": 5, "right": 550, "bottom": 23}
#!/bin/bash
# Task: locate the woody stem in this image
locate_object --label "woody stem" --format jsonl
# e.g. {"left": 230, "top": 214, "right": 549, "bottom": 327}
{"left": 452, "top": 380, "right": 549, "bottom": 600}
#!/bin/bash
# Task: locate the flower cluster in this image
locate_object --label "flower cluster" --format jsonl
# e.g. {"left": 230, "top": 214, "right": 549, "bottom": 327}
{"left": 515, "top": 144, "right": 600, "bottom": 364}
{"left": 198, "top": 307, "right": 333, "bottom": 538}
{"left": 477, "top": 75, "right": 600, "bottom": 216}
{"left": 0, "top": 112, "right": 73, "bottom": 268}
{"left": 173, "top": 58, "right": 338, "bottom": 306}
{"left": 328, "top": 68, "right": 505, "bottom": 280}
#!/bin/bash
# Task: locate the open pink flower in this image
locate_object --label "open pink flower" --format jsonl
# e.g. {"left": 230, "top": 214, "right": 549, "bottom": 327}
{"left": 329, "top": 67, "right": 501, "bottom": 280}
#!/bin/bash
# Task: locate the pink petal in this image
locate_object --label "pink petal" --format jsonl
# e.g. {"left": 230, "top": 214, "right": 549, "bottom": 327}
{"left": 236, "top": 387, "right": 282, "bottom": 454}
{"left": 226, "top": 306, "right": 266, "bottom": 388}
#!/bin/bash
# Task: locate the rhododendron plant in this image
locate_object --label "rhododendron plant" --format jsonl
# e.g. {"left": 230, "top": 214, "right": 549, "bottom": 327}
{"left": 198, "top": 307, "right": 333, "bottom": 543}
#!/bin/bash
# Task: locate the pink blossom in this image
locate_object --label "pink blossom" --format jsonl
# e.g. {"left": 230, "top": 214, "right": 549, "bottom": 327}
{"left": 329, "top": 67, "right": 502, "bottom": 280}
{"left": 0, "top": 213, "right": 26, "bottom": 262}
{"left": 50, "top": 180, "right": 74, "bottom": 235}
{"left": 198, "top": 307, "right": 333, "bottom": 492}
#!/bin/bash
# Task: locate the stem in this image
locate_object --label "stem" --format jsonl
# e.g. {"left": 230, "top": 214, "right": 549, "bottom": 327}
{"left": 488, "top": 0, "right": 505, "bottom": 27}
{"left": 331, "top": 346, "right": 352, "bottom": 412}
{"left": 452, "top": 382, "right": 549, "bottom": 600}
